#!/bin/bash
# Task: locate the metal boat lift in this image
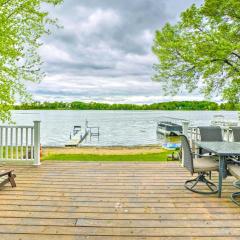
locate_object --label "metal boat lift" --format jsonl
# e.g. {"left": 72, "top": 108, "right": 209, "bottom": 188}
{"left": 65, "top": 120, "right": 100, "bottom": 147}
{"left": 85, "top": 120, "right": 100, "bottom": 137}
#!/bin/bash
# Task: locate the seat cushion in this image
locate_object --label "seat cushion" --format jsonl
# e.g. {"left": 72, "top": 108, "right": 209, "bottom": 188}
{"left": 193, "top": 157, "right": 219, "bottom": 172}
{"left": 228, "top": 164, "right": 240, "bottom": 179}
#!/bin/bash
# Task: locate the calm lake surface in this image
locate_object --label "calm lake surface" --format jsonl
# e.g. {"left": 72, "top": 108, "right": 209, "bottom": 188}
{"left": 11, "top": 110, "right": 238, "bottom": 147}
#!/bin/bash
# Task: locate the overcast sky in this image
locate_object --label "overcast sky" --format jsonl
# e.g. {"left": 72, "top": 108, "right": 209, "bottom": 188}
{"left": 30, "top": 0, "right": 204, "bottom": 104}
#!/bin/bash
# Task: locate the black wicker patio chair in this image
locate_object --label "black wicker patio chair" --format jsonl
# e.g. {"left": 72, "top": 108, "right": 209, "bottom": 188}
{"left": 198, "top": 126, "right": 223, "bottom": 156}
{"left": 181, "top": 135, "right": 218, "bottom": 194}
{"left": 228, "top": 159, "right": 240, "bottom": 206}
{"left": 232, "top": 127, "right": 240, "bottom": 142}
{"left": 198, "top": 126, "right": 223, "bottom": 142}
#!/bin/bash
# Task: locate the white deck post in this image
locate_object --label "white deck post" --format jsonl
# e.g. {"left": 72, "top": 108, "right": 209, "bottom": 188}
{"left": 181, "top": 121, "right": 190, "bottom": 167}
{"left": 34, "top": 121, "right": 41, "bottom": 166}
{"left": 182, "top": 121, "right": 189, "bottom": 136}
{"left": 226, "top": 127, "right": 230, "bottom": 142}
{"left": 238, "top": 112, "right": 240, "bottom": 126}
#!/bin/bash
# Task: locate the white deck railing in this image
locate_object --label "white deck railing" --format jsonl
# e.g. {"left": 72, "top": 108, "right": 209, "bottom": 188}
{"left": 188, "top": 126, "right": 233, "bottom": 145}
{"left": 0, "top": 121, "right": 41, "bottom": 166}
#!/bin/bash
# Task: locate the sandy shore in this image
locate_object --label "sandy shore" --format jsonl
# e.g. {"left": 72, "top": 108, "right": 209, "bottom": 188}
{"left": 43, "top": 145, "right": 164, "bottom": 156}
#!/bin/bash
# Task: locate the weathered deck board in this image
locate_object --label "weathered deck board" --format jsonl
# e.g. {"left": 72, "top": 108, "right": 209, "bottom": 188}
{"left": 0, "top": 161, "right": 240, "bottom": 239}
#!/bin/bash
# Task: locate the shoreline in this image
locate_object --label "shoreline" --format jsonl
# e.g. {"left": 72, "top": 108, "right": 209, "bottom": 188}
{"left": 13, "top": 109, "right": 238, "bottom": 112}
{"left": 43, "top": 145, "right": 165, "bottom": 156}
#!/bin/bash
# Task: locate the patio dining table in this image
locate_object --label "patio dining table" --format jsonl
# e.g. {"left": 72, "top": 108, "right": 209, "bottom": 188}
{"left": 195, "top": 141, "right": 240, "bottom": 198}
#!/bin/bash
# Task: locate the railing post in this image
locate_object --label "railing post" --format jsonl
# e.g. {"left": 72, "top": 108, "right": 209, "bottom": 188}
{"left": 182, "top": 121, "right": 189, "bottom": 136}
{"left": 238, "top": 112, "right": 240, "bottom": 126}
{"left": 226, "top": 127, "right": 230, "bottom": 142}
{"left": 34, "top": 121, "right": 41, "bottom": 166}
{"left": 181, "top": 121, "right": 190, "bottom": 167}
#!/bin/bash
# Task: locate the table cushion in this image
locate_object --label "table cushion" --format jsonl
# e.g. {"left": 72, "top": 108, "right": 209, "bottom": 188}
{"left": 228, "top": 164, "right": 240, "bottom": 179}
{"left": 194, "top": 157, "right": 219, "bottom": 172}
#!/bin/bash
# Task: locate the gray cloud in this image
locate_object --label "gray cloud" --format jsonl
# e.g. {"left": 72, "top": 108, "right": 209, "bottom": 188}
{"left": 32, "top": 0, "right": 204, "bottom": 103}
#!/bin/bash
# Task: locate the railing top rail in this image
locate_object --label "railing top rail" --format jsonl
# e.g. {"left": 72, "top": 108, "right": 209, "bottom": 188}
{"left": 0, "top": 125, "right": 34, "bottom": 128}
{"left": 189, "top": 125, "right": 233, "bottom": 130}
{"left": 189, "top": 126, "right": 199, "bottom": 129}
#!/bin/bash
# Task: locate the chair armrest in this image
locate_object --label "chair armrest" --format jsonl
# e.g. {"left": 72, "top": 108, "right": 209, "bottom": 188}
{"left": 228, "top": 156, "right": 240, "bottom": 164}
{"left": 192, "top": 153, "right": 205, "bottom": 157}
{"left": 0, "top": 170, "right": 14, "bottom": 177}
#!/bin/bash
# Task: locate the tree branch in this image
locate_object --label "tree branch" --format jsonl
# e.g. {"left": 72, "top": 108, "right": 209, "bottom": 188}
{"left": 7, "top": 0, "right": 31, "bottom": 19}
{"left": 224, "top": 59, "right": 240, "bottom": 72}
{"left": 186, "top": 66, "right": 195, "bottom": 72}
{"left": 231, "top": 52, "right": 240, "bottom": 60}
{"left": 208, "top": 58, "right": 240, "bottom": 72}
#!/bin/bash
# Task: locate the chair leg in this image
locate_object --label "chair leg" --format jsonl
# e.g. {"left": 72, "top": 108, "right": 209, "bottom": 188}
{"left": 185, "top": 172, "right": 218, "bottom": 195}
{"left": 231, "top": 180, "right": 240, "bottom": 207}
{"left": 208, "top": 171, "right": 212, "bottom": 180}
{"left": 231, "top": 192, "right": 240, "bottom": 206}
{"left": 8, "top": 172, "right": 16, "bottom": 188}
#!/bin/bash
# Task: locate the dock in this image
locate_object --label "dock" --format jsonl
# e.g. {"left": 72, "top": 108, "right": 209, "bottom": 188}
{"left": 65, "top": 121, "right": 100, "bottom": 147}
{"left": 65, "top": 128, "right": 89, "bottom": 147}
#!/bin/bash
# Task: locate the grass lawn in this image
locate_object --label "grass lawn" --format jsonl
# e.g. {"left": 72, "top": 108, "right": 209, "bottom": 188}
{"left": 0, "top": 146, "right": 29, "bottom": 158}
{"left": 42, "top": 151, "right": 175, "bottom": 162}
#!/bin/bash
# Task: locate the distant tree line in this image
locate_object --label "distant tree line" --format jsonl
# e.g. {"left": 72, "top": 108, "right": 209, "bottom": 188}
{"left": 13, "top": 101, "right": 240, "bottom": 111}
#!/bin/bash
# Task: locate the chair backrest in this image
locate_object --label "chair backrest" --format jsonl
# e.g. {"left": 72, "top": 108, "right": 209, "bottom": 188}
{"left": 198, "top": 126, "right": 223, "bottom": 142}
{"left": 232, "top": 127, "right": 240, "bottom": 142}
{"left": 180, "top": 135, "right": 194, "bottom": 174}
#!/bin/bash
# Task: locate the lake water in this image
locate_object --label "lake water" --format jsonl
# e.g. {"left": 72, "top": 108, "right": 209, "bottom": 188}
{"left": 11, "top": 110, "right": 238, "bottom": 147}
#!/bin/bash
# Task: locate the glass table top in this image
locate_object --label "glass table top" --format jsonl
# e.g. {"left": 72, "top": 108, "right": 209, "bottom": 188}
{"left": 195, "top": 142, "right": 240, "bottom": 156}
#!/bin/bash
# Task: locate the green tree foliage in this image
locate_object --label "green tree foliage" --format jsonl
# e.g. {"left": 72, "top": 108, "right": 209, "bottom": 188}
{"left": 14, "top": 100, "right": 222, "bottom": 111}
{"left": 0, "top": 0, "right": 62, "bottom": 122}
{"left": 152, "top": 0, "right": 240, "bottom": 102}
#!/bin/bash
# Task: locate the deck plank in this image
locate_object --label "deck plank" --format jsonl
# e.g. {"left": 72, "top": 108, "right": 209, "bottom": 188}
{"left": 0, "top": 161, "right": 240, "bottom": 238}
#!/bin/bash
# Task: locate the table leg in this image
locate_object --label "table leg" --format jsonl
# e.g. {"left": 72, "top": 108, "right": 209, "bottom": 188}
{"left": 218, "top": 156, "right": 225, "bottom": 198}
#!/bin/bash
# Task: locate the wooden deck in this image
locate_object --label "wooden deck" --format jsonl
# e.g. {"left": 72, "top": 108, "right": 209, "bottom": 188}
{"left": 0, "top": 161, "right": 240, "bottom": 239}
